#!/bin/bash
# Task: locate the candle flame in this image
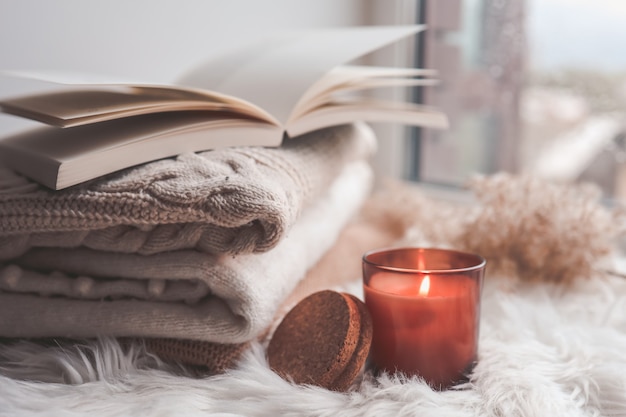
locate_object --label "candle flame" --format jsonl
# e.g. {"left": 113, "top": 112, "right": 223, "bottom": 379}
{"left": 419, "top": 276, "right": 430, "bottom": 296}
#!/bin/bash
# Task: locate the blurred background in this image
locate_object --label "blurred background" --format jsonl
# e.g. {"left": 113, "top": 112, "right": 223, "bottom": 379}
{"left": 1, "top": 0, "right": 625, "bottom": 202}
{"left": 409, "top": 0, "right": 626, "bottom": 204}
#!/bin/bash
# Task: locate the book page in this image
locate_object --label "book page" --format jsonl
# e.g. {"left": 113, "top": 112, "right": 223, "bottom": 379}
{"left": 0, "top": 72, "right": 280, "bottom": 127}
{"left": 0, "top": 112, "right": 282, "bottom": 189}
{"left": 290, "top": 66, "right": 439, "bottom": 119}
{"left": 0, "top": 112, "right": 281, "bottom": 161}
{"left": 291, "top": 65, "right": 436, "bottom": 114}
{"left": 285, "top": 98, "right": 449, "bottom": 138}
{"left": 177, "top": 25, "right": 425, "bottom": 125}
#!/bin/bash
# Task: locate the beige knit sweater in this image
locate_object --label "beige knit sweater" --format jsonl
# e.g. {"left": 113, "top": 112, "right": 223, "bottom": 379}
{"left": 0, "top": 123, "right": 376, "bottom": 343}
{"left": 0, "top": 123, "right": 375, "bottom": 258}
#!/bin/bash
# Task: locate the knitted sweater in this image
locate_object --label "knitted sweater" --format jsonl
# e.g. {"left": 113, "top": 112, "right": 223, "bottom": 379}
{"left": 0, "top": 123, "right": 376, "bottom": 343}
{"left": 0, "top": 123, "right": 376, "bottom": 258}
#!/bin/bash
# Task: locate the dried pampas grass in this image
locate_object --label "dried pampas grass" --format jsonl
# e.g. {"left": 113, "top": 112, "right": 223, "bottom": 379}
{"left": 368, "top": 173, "right": 625, "bottom": 285}
{"left": 460, "top": 173, "right": 621, "bottom": 283}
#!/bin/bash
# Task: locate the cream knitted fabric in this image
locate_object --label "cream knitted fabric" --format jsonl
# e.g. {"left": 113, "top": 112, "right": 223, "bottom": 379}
{"left": 0, "top": 123, "right": 376, "bottom": 259}
{"left": 0, "top": 161, "right": 374, "bottom": 343}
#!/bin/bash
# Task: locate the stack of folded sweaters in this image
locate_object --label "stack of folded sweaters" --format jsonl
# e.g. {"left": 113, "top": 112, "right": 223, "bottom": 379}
{"left": 0, "top": 122, "right": 396, "bottom": 374}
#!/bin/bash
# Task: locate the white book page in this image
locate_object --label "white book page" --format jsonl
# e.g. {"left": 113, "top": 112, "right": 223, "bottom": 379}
{"left": 291, "top": 65, "right": 437, "bottom": 117}
{"left": 0, "top": 72, "right": 279, "bottom": 127}
{"left": 292, "top": 74, "right": 439, "bottom": 119}
{"left": 178, "top": 25, "right": 425, "bottom": 125}
{"left": 286, "top": 98, "right": 449, "bottom": 137}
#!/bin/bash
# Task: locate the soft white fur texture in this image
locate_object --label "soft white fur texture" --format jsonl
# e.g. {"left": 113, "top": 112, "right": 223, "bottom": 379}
{"left": 2, "top": 274, "right": 626, "bottom": 417}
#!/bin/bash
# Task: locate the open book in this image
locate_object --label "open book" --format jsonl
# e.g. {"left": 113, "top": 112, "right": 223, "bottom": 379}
{"left": 0, "top": 25, "right": 447, "bottom": 190}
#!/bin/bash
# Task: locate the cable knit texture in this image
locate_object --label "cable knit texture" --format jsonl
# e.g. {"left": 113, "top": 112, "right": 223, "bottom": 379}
{"left": 0, "top": 123, "right": 376, "bottom": 344}
{"left": 0, "top": 123, "right": 376, "bottom": 258}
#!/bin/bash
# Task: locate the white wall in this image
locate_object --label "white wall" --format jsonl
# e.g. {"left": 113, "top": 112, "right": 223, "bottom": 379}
{"left": 0, "top": 0, "right": 365, "bottom": 82}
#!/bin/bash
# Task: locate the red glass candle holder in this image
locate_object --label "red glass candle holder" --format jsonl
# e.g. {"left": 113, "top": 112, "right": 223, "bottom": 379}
{"left": 362, "top": 247, "right": 485, "bottom": 389}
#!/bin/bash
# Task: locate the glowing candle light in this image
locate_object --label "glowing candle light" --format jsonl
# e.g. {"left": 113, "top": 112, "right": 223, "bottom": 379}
{"left": 362, "top": 247, "right": 485, "bottom": 389}
{"left": 419, "top": 276, "right": 430, "bottom": 296}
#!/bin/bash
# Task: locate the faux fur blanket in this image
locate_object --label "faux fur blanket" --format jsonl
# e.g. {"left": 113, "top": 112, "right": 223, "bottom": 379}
{"left": 1, "top": 273, "right": 626, "bottom": 417}
{"left": 3, "top": 173, "right": 626, "bottom": 416}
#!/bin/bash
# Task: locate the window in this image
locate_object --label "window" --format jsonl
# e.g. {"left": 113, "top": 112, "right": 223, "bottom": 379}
{"left": 408, "top": 0, "right": 626, "bottom": 202}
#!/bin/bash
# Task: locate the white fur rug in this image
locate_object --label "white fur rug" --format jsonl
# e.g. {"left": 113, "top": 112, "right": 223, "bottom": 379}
{"left": 2, "top": 274, "right": 626, "bottom": 417}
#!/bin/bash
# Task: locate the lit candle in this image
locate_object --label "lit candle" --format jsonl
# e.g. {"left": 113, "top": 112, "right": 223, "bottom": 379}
{"left": 362, "top": 247, "right": 485, "bottom": 389}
